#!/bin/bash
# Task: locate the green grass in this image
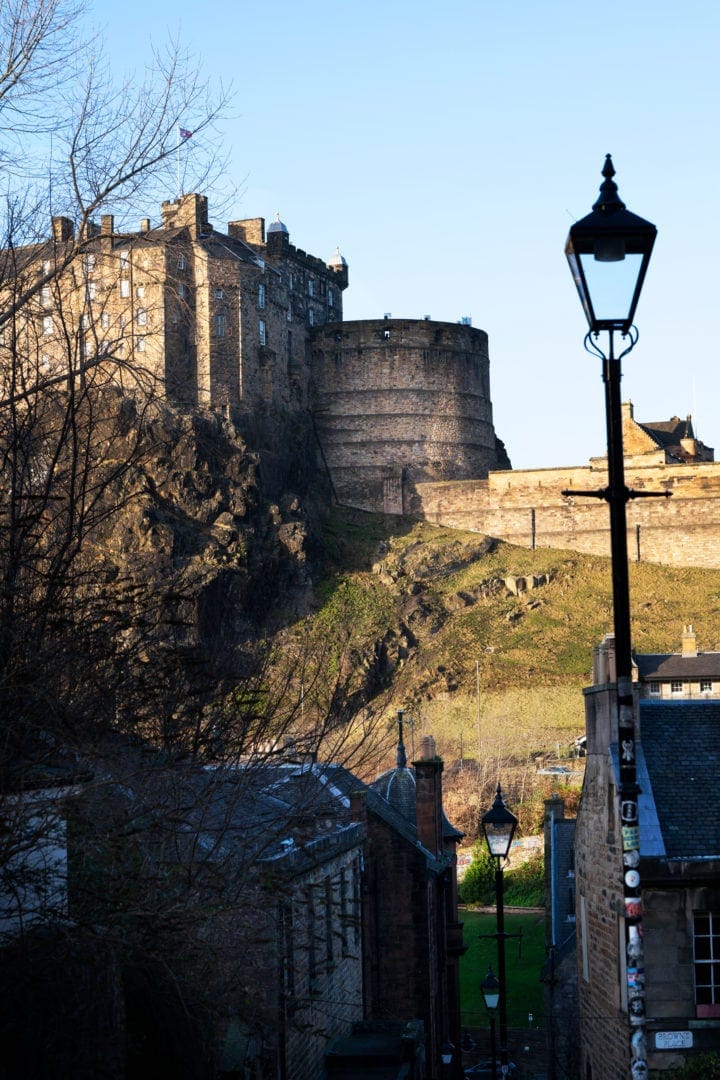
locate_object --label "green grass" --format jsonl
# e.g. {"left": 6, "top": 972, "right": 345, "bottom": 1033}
{"left": 460, "top": 910, "right": 546, "bottom": 1029}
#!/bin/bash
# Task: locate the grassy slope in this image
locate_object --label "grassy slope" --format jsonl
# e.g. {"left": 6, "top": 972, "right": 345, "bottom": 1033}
{"left": 315, "top": 507, "right": 720, "bottom": 830}
{"left": 461, "top": 910, "right": 546, "bottom": 1029}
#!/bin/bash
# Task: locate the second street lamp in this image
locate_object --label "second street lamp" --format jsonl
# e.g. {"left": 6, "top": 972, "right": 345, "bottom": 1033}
{"left": 481, "top": 786, "right": 518, "bottom": 1077}
{"left": 481, "top": 966, "right": 500, "bottom": 1080}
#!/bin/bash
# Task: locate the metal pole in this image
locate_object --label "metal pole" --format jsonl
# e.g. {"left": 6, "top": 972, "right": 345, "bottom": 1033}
{"left": 495, "top": 861, "right": 509, "bottom": 1076}
{"left": 601, "top": 329, "right": 646, "bottom": 1071}
{"left": 489, "top": 1014, "right": 497, "bottom": 1080}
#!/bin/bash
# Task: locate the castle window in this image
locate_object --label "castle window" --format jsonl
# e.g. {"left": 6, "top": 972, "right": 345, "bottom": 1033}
{"left": 308, "top": 308, "right": 314, "bottom": 327}
{"left": 215, "top": 314, "right": 226, "bottom": 338}
{"left": 258, "top": 319, "right": 266, "bottom": 346}
{"left": 120, "top": 279, "right": 130, "bottom": 298}
{"left": 671, "top": 680, "right": 683, "bottom": 695}
{"left": 308, "top": 278, "right": 314, "bottom": 297}
{"left": 701, "top": 680, "right": 713, "bottom": 693}
{"left": 286, "top": 306, "right": 292, "bottom": 323}
{"left": 648, "top": 681, "right": 660, "bottom": 695}
{"left": 136, "top": 307, "right": 147, "bottom": 326}
{"left": 287, "top": 272, "right": 293, "bottom": 291}
{"left": 258, "top": 282, "right": 266, "bottom": 309}
{"left": 694, "top": 912, "right": 720, "bottom": 1016}
{"left": 328, "top": 287, "right": 334, "bottom": 308}
{"left": 42, "top": 315, "right": 53, "bottom": 335}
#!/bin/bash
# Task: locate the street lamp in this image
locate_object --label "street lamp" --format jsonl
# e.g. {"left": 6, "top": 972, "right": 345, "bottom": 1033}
{"left": 481, "top": 786, "right": 518, "bottom": 1077}
{"left": 481, "top": 966, "right": 500, "bottom": 1080}
{"left": 564, "top": 155, "right": 660, "bottom": 1079}
{"left": 440, "top": 1040, "right": 455, "bottom": 1078}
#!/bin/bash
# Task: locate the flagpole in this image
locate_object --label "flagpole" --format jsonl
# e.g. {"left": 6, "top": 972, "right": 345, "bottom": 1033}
{"left": 177, "top": 126, "right": 181, "bottom": 199}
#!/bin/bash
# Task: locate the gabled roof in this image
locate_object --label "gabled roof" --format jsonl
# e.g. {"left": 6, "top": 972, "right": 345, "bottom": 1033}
{"left": 637, "top": 415, "right": 694, "bottom": 449}
{"left": 635, "top": 653, "right": 720, "bottom": 680}
{"left": 638, "top": 701, "right": 720, "bottom": 859}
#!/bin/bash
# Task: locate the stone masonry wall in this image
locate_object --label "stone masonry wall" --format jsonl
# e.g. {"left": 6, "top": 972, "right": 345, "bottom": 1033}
{"left": 409, "top": 459, "right": 720, "bottom": 569}
{"left": 575, "top": 684, "right": 631, "bottom": 1079}
{"left": 311, "top": 319, "right": 507, "bottom": 513}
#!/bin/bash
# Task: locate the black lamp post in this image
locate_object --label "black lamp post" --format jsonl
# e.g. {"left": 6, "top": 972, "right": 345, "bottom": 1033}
{"left": 481, "top": 966, "right": 500, "bottom": 1080}
{"left": 564, "top": 155, "right": 661, "bottom": 1078}
{"left": 481, "top": 785, "right": 518, "bottom": 1077}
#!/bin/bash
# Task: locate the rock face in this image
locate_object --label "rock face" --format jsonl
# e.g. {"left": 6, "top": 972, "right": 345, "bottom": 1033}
{"left": 93, "top": 401, "right": 322, "bottom": 703}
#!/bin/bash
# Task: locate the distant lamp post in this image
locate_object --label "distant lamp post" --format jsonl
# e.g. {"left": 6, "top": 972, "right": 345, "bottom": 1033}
{"left": 481, "top": 785, "right": 518, "bottom": 1076}
{"left": 564, "top": 156, "right": 662, "bottom": 1078}
{"left": 481, "top": 966, "right": 500, "bottom": 1080}
{"left": 440, "top": 1040, "right": 455, "bottom": 1077}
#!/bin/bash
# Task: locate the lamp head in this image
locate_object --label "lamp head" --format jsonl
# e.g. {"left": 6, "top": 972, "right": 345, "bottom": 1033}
{"left": 565, "top": 155, "right": 656, "bottom": 334}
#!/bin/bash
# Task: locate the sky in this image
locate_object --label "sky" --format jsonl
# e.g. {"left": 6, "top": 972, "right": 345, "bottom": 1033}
{"left": 88, "top": 0, "right": 720, "bottom": 470}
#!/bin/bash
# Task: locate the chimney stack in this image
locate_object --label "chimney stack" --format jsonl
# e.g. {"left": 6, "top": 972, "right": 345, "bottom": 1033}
{"left": 413, "top": 735, "right": 444, "bottom": 857}
{"left": 681, "top": 624, "right": 698, "bottom": 658}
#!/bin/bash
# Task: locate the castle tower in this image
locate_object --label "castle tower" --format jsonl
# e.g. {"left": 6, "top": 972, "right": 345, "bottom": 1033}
{"left": 310, "top": 317, "right": 510, "bottom": 513}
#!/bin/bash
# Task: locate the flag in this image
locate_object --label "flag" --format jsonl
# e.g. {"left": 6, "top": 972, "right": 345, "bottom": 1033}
{"left": 179, "top": 127, "right": 193, "bottom": 141}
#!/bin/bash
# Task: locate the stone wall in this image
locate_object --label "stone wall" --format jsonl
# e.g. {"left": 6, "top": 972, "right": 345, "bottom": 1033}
{"left": 311, "top": 319, "right": 509, "bottom": 513}
{"left": 408, "top": 459, "right": 720, "bottom": 569}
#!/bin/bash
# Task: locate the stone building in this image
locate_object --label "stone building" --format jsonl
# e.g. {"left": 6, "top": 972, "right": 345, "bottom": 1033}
{"left": 3, "top": 194, "right": 348, "bottom": 415}
{"left": 311, "top": 318, "right": 511, "bottom": 513}
{"left": 634, "top": 625, "right": 720, "bottom": 700}
{"left": 575, "top": 635, "right": 720, "bottom": 1078}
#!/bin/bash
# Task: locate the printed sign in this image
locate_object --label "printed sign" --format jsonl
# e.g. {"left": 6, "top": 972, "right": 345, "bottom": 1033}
{"left": 655, "top": 1031, "right": 693, "bottom": 1050}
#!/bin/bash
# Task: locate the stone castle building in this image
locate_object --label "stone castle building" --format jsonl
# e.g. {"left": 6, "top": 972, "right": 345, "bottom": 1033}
{"left": 5, "top": 192, "right": 510, "bottom": 505}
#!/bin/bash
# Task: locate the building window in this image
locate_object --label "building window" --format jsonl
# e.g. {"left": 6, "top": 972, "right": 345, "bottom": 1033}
{"left": 41, "top": 285, "right": 51, "bottom": 307}
{"left": 87, "top": 282, "right": 96, "bottom": 301}
{"left": 42, "top": 315, "right": 53, "bottom": 336}
{"left": 215, "top": 314, "right": 226, "bottom": 338}
{"left": 136, "top": 336, "right": 146, "bottom": 352}
{"left": 119, "top": 250, "right": 129, "bottom": 270}
{"left": 259, "top": 319, "right": 266, "bottom": 346}
{"left": 177, "top": 283, "right": 185, "bottom": 298}
{"left": 286, "top": 306, "right": 292, "bottom": 323}
{"left": 671, "top": 680, "right": 683, "bottom": 695}
{"left": 40, "top": 353, "right": 50, "bottom": 370}
{"left": 308, "top": 278, "right": 314, "bottom": 297}
{"left": 83, "top": 254, "right": 96, "bottom": 274}
{"left": 215, "top": 288, "right": 223, "bottom": 300}
{"left": 287, "top": 273, "right": 293, "bottom": 291}
{"left": 101, "top": 313, "right": 110, "bottom": 329}
{"left": 136, "top": 285, "right": 144, "bottom": 298}
{"left": 177, "top": 255, "right": 186, "bottom": 271}
{"left": 694, "top": 912, "right": 720, "bottom": 1015}
{"left": 81, "top": 313, "right": 89, "bottom": 329}
{"left": 120, "top": 279, "right": 130, "bottom": 298}
{"left": 648, "top": 681, "right": 661, "bottom": 695}
{"left": 258, "top": 282, "right": 266, "bottom": 309}
{"left": 136, "top": 307, "right": 147, "bottom": 326}
{"left": 42, "top": 259, "right": 51, "bottom": 275}
{"left": 328, "top": 287, "right": 334, "bottom": 308}
{"left": 339, "top": 869, "right": 348, "bottom": 954}
{"left": 308, "top": 308, "right": 314, "bottom": 327}
{"left": 701, "top": 680, "right": 713, "bottom": 693}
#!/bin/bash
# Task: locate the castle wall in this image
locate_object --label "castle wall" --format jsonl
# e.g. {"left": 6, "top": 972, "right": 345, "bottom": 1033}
{"left": 407, "top": 459, "right": 720, "bottom": 569}
{"left": 311, "top": 319, "right": 507, "bottom": 513}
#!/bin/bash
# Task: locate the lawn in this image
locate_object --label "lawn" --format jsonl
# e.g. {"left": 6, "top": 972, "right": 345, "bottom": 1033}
{"left": 460, "top": 909, "right": 546, "bottom": 1030}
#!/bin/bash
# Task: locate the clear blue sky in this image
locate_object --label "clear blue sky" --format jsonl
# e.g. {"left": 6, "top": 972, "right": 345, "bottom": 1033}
{"left": 90, "top": 0, "right": 720, "bottom": 470}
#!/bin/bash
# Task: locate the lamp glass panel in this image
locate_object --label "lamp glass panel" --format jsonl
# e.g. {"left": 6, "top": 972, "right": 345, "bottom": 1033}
{"left": 483, "top": 988, "right": 500, "bottom": 1010}
{"left": 576, "top": 250, "right": 643, "bottom": 324}
{"left": 484, "top": 822, "right": 514, "bottom": 857}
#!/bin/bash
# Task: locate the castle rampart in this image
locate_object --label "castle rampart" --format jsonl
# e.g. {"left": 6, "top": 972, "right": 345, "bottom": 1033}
{"left": 311, "top": 319, "right": 509, "bottom": 513}
{"left": 407, "top": 459, "right": 720, "bottom": 569}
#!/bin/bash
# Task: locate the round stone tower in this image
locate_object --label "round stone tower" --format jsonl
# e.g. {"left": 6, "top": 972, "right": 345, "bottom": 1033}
{"left": 310, "top": 318, "right": 510, "bottom": 513}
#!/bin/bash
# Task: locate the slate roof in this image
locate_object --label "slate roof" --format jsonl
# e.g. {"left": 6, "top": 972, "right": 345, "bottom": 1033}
{"left": 635, "top": 653, "right": 720, "bottom": 680}
{"left": 638, "top": 701, "right": 720, "bottom": 859}
{"left": 637, "top": 416, "right": 693, "bottom": 449}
